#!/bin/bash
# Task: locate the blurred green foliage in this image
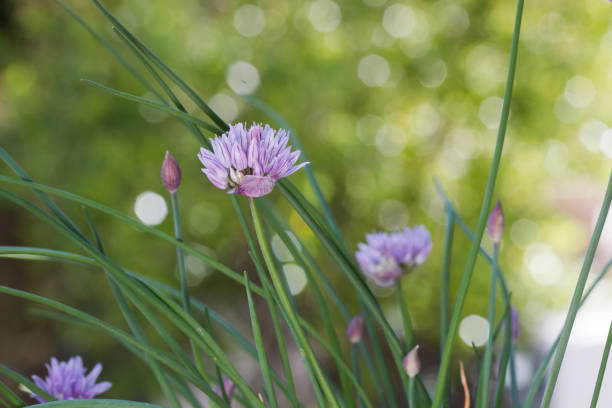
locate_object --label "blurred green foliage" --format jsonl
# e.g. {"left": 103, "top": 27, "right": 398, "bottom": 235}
{"left": 1, "top": 0, "right": 611, "bottom": 404}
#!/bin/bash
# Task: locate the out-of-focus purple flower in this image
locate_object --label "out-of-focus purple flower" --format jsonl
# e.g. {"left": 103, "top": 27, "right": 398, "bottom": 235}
{"left": 487, "top": 200, "right": 505, "bottom": 246}
{"left": 30, "top": 356, "right": 111, "bottom": 403}
{"left": 197, "top": 123, "right": 309, "bottom": 198}
{"left": 161, "top": 151, "right": 182, "bottom": 193}
{"left": 355, "top": 226, "right": 432, "bottom": 287}
{"left": 347, "top": 315, "right": 365, "bottom": 344}
{"left": 215, "top": 378, "right": 235, "bottom": 400}
{"left": 511, "top": 306, "right": 519, "bottom": 342}
{"left": 403, "top": 345, "right": 421, "bottom": 379}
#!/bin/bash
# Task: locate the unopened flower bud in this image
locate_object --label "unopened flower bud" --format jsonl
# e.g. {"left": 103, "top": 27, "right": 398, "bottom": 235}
{"left": 347, "top": 315, "right": 364, "bottom": 344}
{"left": 511, "top": 307, "right": 519, "bottom": 342}
{"left": 215, "top": 378, "right": 235, "bottom": 400}
{"left": 161, "top": 151, "right": 182, "bottom": 193}
{"left": 403, "top": 345, "right": 421, "bottom": 378}
{"left": 487, "top": 200, "right": 505, "bottom": 246}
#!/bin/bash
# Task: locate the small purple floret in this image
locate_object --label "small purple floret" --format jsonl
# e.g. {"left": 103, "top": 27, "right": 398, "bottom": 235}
{"left": 198, "top": 123, "right": 309, "bottom": 198}
{"left": 356, "top": 226, "right": 432, "bottom": 287}
{"left": 215, "top": 378, "right": 235, "bottom": 400}
{"left": 30, "top": 356, "right": 111, "bottom": 403}
{"left": 487, "top": 200, "right": 505, "bottom": 246}
{"left": 347, "top": 315, "right": 365, "bottom": 344}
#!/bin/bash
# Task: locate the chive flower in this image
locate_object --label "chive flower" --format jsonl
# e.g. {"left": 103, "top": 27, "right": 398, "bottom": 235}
{"left": 403, "top": 345, "right": 421, "bottom": 379}
{"left": 161, "top": 151, "right": 182, "bottom": 193}
{"left": 30, "top": 356, "right": 111, "bottom": 403}
{"left": 215, "top": 378, "right": 235, "bottom": 400}
{"left": 198, "top": 123, "right": 309, "bottom": 198}
{"left": 355, "top": 226, "right": 432, "bottom": 287}
{"left": 487, "top": 200, "right": 505, "bottom": 246}
{"left": 347, "top": 315, "right": 365, "bottom": 344}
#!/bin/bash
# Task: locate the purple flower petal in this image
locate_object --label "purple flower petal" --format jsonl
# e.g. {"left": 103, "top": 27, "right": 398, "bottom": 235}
{"left": 237, "top": 175, "right": 276, "bottom": 197}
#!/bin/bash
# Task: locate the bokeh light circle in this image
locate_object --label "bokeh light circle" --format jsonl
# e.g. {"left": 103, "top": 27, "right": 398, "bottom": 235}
{"left": 459, "top": 315, "right": 489, "bottom": 347}
{"left": 227, "top": 61, "right": 260, "bottom": 95}
{"left": 134, "top": 191, "right": 168, "bottom": 226}
{"left": 233, "top": 5, "right": 266, "bottom": 37}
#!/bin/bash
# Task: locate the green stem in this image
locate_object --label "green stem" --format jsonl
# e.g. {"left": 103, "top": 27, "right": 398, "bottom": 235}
{"left": 170, "top": 193, "right": 189, "bottom": 313}
{"left": 244, "top": 273, "right": 278, "bottom": 408}
{"left": 590, "top": 320, "right": 612, "bottom": 408}
{"left": 170, "top": 192, "right": 209, "bottom": 383}
{"left": 83, "top": 208, "right": 183, "bottom": 408}
{"left": 478, "top": 246, "right": 499, "bottom": 407}
{"left": 509, "top": 347, "right": 519, "bottom": 407}
{"left": 408, "top": 378, "right": 416, "bottom": 408}
{"left": 493, "top": 298, "right": 512, "bottom": 408}
{"left": 440, "top": 208, "right": 454, "bottom": 407}
{"left": 540, "top": 171, "right": 612, "bottom": 408}
{"left": 350, "top": 346, "right": 363, "bottom": 408}
{"left": 249, "top": 198, "right": 339, "bottom": 408}
{"left": 396, "top": 278, "right": 414, "bottom": 351}
{"left": 362, "top": 310, "right": 399, "bottom": 408}
{"left": 430, "top": 0, "right": 524, "bottom": 403}
{"left": 231, "top": 198, "right": 301, "bottom": 407}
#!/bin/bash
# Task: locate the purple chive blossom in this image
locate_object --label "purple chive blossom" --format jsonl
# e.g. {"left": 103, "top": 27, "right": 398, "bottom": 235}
{"left": 403, "top": 345, "right": 421, "bottom": 379}
{"left": 487, "top": 200, "right": 505, "bottom": 246}
{"left": 347, "top": 315, "right": 365, "bottom": 344}
{"left": 30, "top": 356, "right": 111, "bottom": 403}
{"left": 355, "top": 226, "right": 432, "bottom": 287}
{"left": 215, "top": 378, "right": 235, "bottom": 400}
{"left": 197, "top": 123, "right": 309, "bottom": 198}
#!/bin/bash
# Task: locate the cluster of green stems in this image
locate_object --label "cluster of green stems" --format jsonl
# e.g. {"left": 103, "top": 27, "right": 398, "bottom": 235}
{"left": 1, "top": 1, "right": 612, "bottom": 408}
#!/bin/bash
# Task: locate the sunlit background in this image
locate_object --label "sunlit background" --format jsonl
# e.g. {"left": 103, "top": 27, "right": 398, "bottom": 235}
{"left": 1, "top": 0, "right": 612, "bottom": 406}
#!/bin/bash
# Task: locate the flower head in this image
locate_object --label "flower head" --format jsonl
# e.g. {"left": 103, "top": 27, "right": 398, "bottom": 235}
{"left": 198, "top": 123, "right": 309, "bottom": 198}
{"left": 355, "top": 226, "right": 432, "bottom": 287}
{"left": 487, "top": 200, "right": 505, "bottom": 246}
{"left": 31, "top": 356, "right": 111, "bottom": 403}
{"left": 161, "top": 151, "right": 182, "bottom": 193}
{"left": 215, "top": 378, "right": 235, "bottom": 400}
{"left": 347, "top": 315, "right": 365, "bottom": 344}
{"left": 403, "top": 345, "right": 421, "bottom": 379}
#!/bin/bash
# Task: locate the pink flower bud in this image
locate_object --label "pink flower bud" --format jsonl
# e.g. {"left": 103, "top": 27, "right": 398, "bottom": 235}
{"left": 215, "top": 378, "right": 235, "bottom": 400}
{"left": 347, "top": 315, "right": 364, "bottom": 344}
{"left": 403, "top": 345, "right": 421, "bottom": 378}
{"left": 511, "top": 306, "right": 519, "bottom": 342}
{"left": 161, "top": 151, "right": 182, "bottom": 193}
{"left": 487, "top": 200, "right": 505, "bottom": 246}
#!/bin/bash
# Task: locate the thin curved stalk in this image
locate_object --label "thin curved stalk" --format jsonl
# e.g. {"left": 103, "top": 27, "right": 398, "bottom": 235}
{"left": 0, "top": 175, "right": 265, "bottom": 297}
{"left": 249, "top": 198, "right": 340, "bottom": 407}
{"left": 540, "top": 172, "right": 612, "bottom": 407}
{"left": 590, "top": 320, "right": 612, "bottom": 408}
{"left": 478, "top": 246, "right": 499, "bottom": 407}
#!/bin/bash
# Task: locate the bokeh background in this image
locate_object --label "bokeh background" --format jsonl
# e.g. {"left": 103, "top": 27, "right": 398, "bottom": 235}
{"left": 1, "top": 0, "right": 612, "bottom": 406}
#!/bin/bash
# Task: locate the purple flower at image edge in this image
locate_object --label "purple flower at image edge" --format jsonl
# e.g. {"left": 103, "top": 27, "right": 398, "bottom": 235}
{"left": 355, "top": 226, "right": 432, "bottom": 287}
{"left": 198, "top": 123, "right": 309, "bottom": 198}
{"left": 31, "top": 356, "right": 111, "bottom": 403}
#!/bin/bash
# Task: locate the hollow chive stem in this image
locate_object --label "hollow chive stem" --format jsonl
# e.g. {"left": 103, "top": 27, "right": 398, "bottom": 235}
{"left": 396, "top": 278, "right": 414, "bottom": 351}
{"left": 478, "top": 245, "right": 499, "bottom": 407}
{"left": 170, "top": 191, "right": 209, "bottom": 384}
{"left": 590, "top": 320, "right": 612, "bottom": 408}
{"left": 540, "top": 172, "right": 612, "bottom": 407}
{"left": 249, "top": 198, "right": 340, "bottom": 408}
{"left": 430, "top": 0, "right": 524, "bottom": 403}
